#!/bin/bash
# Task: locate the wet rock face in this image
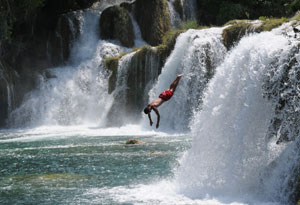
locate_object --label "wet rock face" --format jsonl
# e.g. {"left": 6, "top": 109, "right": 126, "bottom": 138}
{"left": 99, "top": 6, "right": 135, "bottom": 48}
{"left": 222, "top": 22, "right": 253, "bottom": 50}
{"left": 55, "top": 13, "right": 81, "bottom": 62}
{"left": 135, "top": 0, "right": 171, "bottom": 46}
{"left": 0, "top": 80, "right": 8, "bottom": 127}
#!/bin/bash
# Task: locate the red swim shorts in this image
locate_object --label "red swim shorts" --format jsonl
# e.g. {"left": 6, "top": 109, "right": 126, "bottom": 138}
{"left": 159, "top": 90, "right": 173, "bottom": 101}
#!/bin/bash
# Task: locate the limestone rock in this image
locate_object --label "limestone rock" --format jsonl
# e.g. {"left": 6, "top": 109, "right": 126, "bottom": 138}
{"left": 135, "top": 0, "right": 171, "bottom": 46}
{"left": 99, "top": 6, "right": 135, "bottom": 48}
{"left": 222, "top": 21, "right": 253, "bottom": 50}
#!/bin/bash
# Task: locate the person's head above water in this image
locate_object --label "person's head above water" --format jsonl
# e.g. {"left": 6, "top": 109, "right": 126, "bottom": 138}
{"left": 144, "top": 106, "right": 151, "bottom": 114}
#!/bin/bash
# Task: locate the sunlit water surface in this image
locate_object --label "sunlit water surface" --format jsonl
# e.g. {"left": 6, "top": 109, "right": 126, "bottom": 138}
{"left": 0, "top": 126, "right": 192, "bottom": 205}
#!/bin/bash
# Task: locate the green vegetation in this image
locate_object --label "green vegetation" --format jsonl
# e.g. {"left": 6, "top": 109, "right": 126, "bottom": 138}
{"left": 222, "top": 22, "right": 253, "bottom": 50}
{"left": 196, "top": 0, "right": 299, "bottom": 26}
{"left": 222, "top": 16, "right": 289, "bottom": 50}
{"left": 287, "top": 0, "right": 300, "bottom": 14}
{"left": 0, "top": 0, "right": 45, "bottom": 41}
{"left": 180, "top": 19, "right": 199, "bottom": 30}
{"left": 257, "top": 17, "right": 288, "bottom": 31}
{"left": 157, "top": 29, "right": 184, "bottom": 58}
{"left": 99, "top": 6, "right": 135, "bottom": 48}
{"left": 216, "top": 2, "right": 245, "bottom": 25}
{"left": 105, "top": 57, "right": 119, "bottom": 94}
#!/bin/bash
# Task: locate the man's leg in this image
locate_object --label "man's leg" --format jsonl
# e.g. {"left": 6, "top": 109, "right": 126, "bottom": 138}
{"left": 169, "top": 74, "right": 183, "bottom": 92}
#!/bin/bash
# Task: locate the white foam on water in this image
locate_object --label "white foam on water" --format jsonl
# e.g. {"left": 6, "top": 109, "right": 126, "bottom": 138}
{"left": 83, "top": 180, "right": 279, "bottom": 205}
{"left": 0, "top": 124, "right": 171, "bottom": 143}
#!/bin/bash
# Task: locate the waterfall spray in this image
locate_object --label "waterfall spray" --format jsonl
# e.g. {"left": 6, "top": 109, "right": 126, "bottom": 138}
{"left": 147, "top": 28, "right": 226, "bottom": 132}
{"left": 7, "top": 8, "right": 123, "bottom": 127}
{"left": 175, "top": 25, "right": 300, "bottom": 203}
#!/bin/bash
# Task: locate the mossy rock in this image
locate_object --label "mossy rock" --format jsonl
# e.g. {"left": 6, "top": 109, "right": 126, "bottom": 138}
{"left": 256, "top": 17, "right": 288, "bottom": 32}
{"left": 173, "top": 0, "right": 183, "bottom": 19}
{"left": 0, "top": 79, "right": 8, "bottom": 127}
{"left": 56, "top": 13, "right": 81, "bottom": 61}
{"left": 135, "top": 0, "right": 171, "bottom": 46}
{"left": 158, "top": 29, "right": 184, "bottom": 56}
{"left": 120, "top": 2, "right": 134, "bottom": 12}
{"left": 105, "top": 28, "right": 183, "bottom": 127}
{"left": 222, "top": 22, "right": 253, "bottom": 50}
{"left": 105, "top": 57, "right": 119, "bottom": 94}
{"left": 99, "top": 6, "right": 135, "bottom": 48}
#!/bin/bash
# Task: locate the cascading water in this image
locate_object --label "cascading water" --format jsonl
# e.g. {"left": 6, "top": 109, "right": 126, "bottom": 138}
{"left": 7, "top": 6, "right": 127, "bottom": 127}
{"left": 182, "top": 0, "right": 197, "bottom": 21}
{"left": 175, "top": 23, "right": 300, "bottom": 204}
{"left": 0, "top": 60, "right": 14, "bottom": 117}
{"left": 166, "top": 0, "right": 182, "bottom": 29}
{"left": 146, "top": 28, "right": 226, "bottom": 132}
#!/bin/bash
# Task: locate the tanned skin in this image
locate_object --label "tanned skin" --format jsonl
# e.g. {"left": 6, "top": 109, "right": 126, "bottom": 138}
{"left": 145, "top": 74, "right": 183, "bottom": 128}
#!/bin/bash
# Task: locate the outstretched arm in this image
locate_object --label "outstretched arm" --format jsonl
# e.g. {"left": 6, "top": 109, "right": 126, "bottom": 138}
{"left": 152, "top": 107, "right": 160, "bottom": 128}
{"left": 148, "top": 113, "right": 153, "bottom": 126}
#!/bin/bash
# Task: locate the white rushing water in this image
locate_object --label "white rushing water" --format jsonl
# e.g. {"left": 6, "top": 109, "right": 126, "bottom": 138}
{"left": 8, "top": 1, "right": 148, "bottom": 128}
{"left": 167, "top": 0, "right": 182, "bottom": 29}
{"left": 145, "top": 28, "right": 226, "bottom": 132}
{"left": 98, "top": 24, "right": 300, "bottom": 204}
{"left": 8, "top": 6, "right": 132, "bottom": 127}
{"left": 175, "top": 25, "right": 300, "bottom": 204}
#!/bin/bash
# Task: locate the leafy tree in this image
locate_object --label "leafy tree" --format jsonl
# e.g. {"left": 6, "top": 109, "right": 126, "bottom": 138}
{"left": 195, "top": 0, "right": 299, "bottom": 26}
{"left": 0, "top": 0, "right": 45, "bottom": 41}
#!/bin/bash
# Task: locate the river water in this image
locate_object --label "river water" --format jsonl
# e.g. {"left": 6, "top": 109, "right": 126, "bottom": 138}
{"left": 0, "top": 126, "right": 191, "bottom": 204}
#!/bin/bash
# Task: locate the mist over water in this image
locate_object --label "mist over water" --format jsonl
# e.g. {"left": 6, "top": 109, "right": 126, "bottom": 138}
{"left": 175, "top": 29, "right": 300, "bottom": 203}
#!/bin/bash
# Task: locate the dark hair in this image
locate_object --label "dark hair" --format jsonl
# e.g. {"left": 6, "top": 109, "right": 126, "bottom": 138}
{"left": 144, "top": 107, "right": 150, "bottom": 114}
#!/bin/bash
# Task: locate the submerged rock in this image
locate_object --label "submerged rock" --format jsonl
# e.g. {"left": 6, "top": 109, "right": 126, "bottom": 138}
{"left": 99, "top": 6, "right": 135, "bottom": 48}
{"left": 125, "top": 139, "right": 142, "bottom": 144}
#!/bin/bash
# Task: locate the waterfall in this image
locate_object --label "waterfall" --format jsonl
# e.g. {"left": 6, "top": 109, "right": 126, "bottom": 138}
{"left": 182, "top": 0, "right": 197, "bottom": 21}
{"left": 166, "top": 0, "right": 182, "bottom": 29}
{"left": 8, "top": 8, "right": 124, "bottom": 127}
{"left": 107, "top": 45, "right": 163, "bottom": 126}
{"left": 175, "top": 23, "right": 300, "bottom": 203}
{"left": 0, "top": 59, "right": 14, "bottom": 123}
{"left": 129, "top": 13, "right": 148, "bottom": 47}
{"left": 146, "top": 28, "right": 226, "bottom": 132}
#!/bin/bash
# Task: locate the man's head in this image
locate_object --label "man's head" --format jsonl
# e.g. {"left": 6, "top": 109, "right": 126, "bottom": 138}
{"left": 144, "top": 106, "right": 151, "bottom": 114}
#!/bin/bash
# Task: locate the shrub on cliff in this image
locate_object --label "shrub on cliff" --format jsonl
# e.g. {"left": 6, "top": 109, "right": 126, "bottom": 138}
{"left": 256, "top": 17, "right": 288, "bottom": 32}
{"left": 99, "top": 6, "right": 135, "bottom": 48}
{"left": 135, "top": 0, "right": 171, "bottom": 46}
{"left": 0, "top": 0, "right": 45, "bottom": 41}
{"left": 195, "top": 0, "right": 298, "bottom": 26}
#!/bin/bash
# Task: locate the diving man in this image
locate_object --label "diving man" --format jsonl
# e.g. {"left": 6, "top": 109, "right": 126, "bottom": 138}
{"left": 144, "top": 74, "right": 183, "bottom": 128}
